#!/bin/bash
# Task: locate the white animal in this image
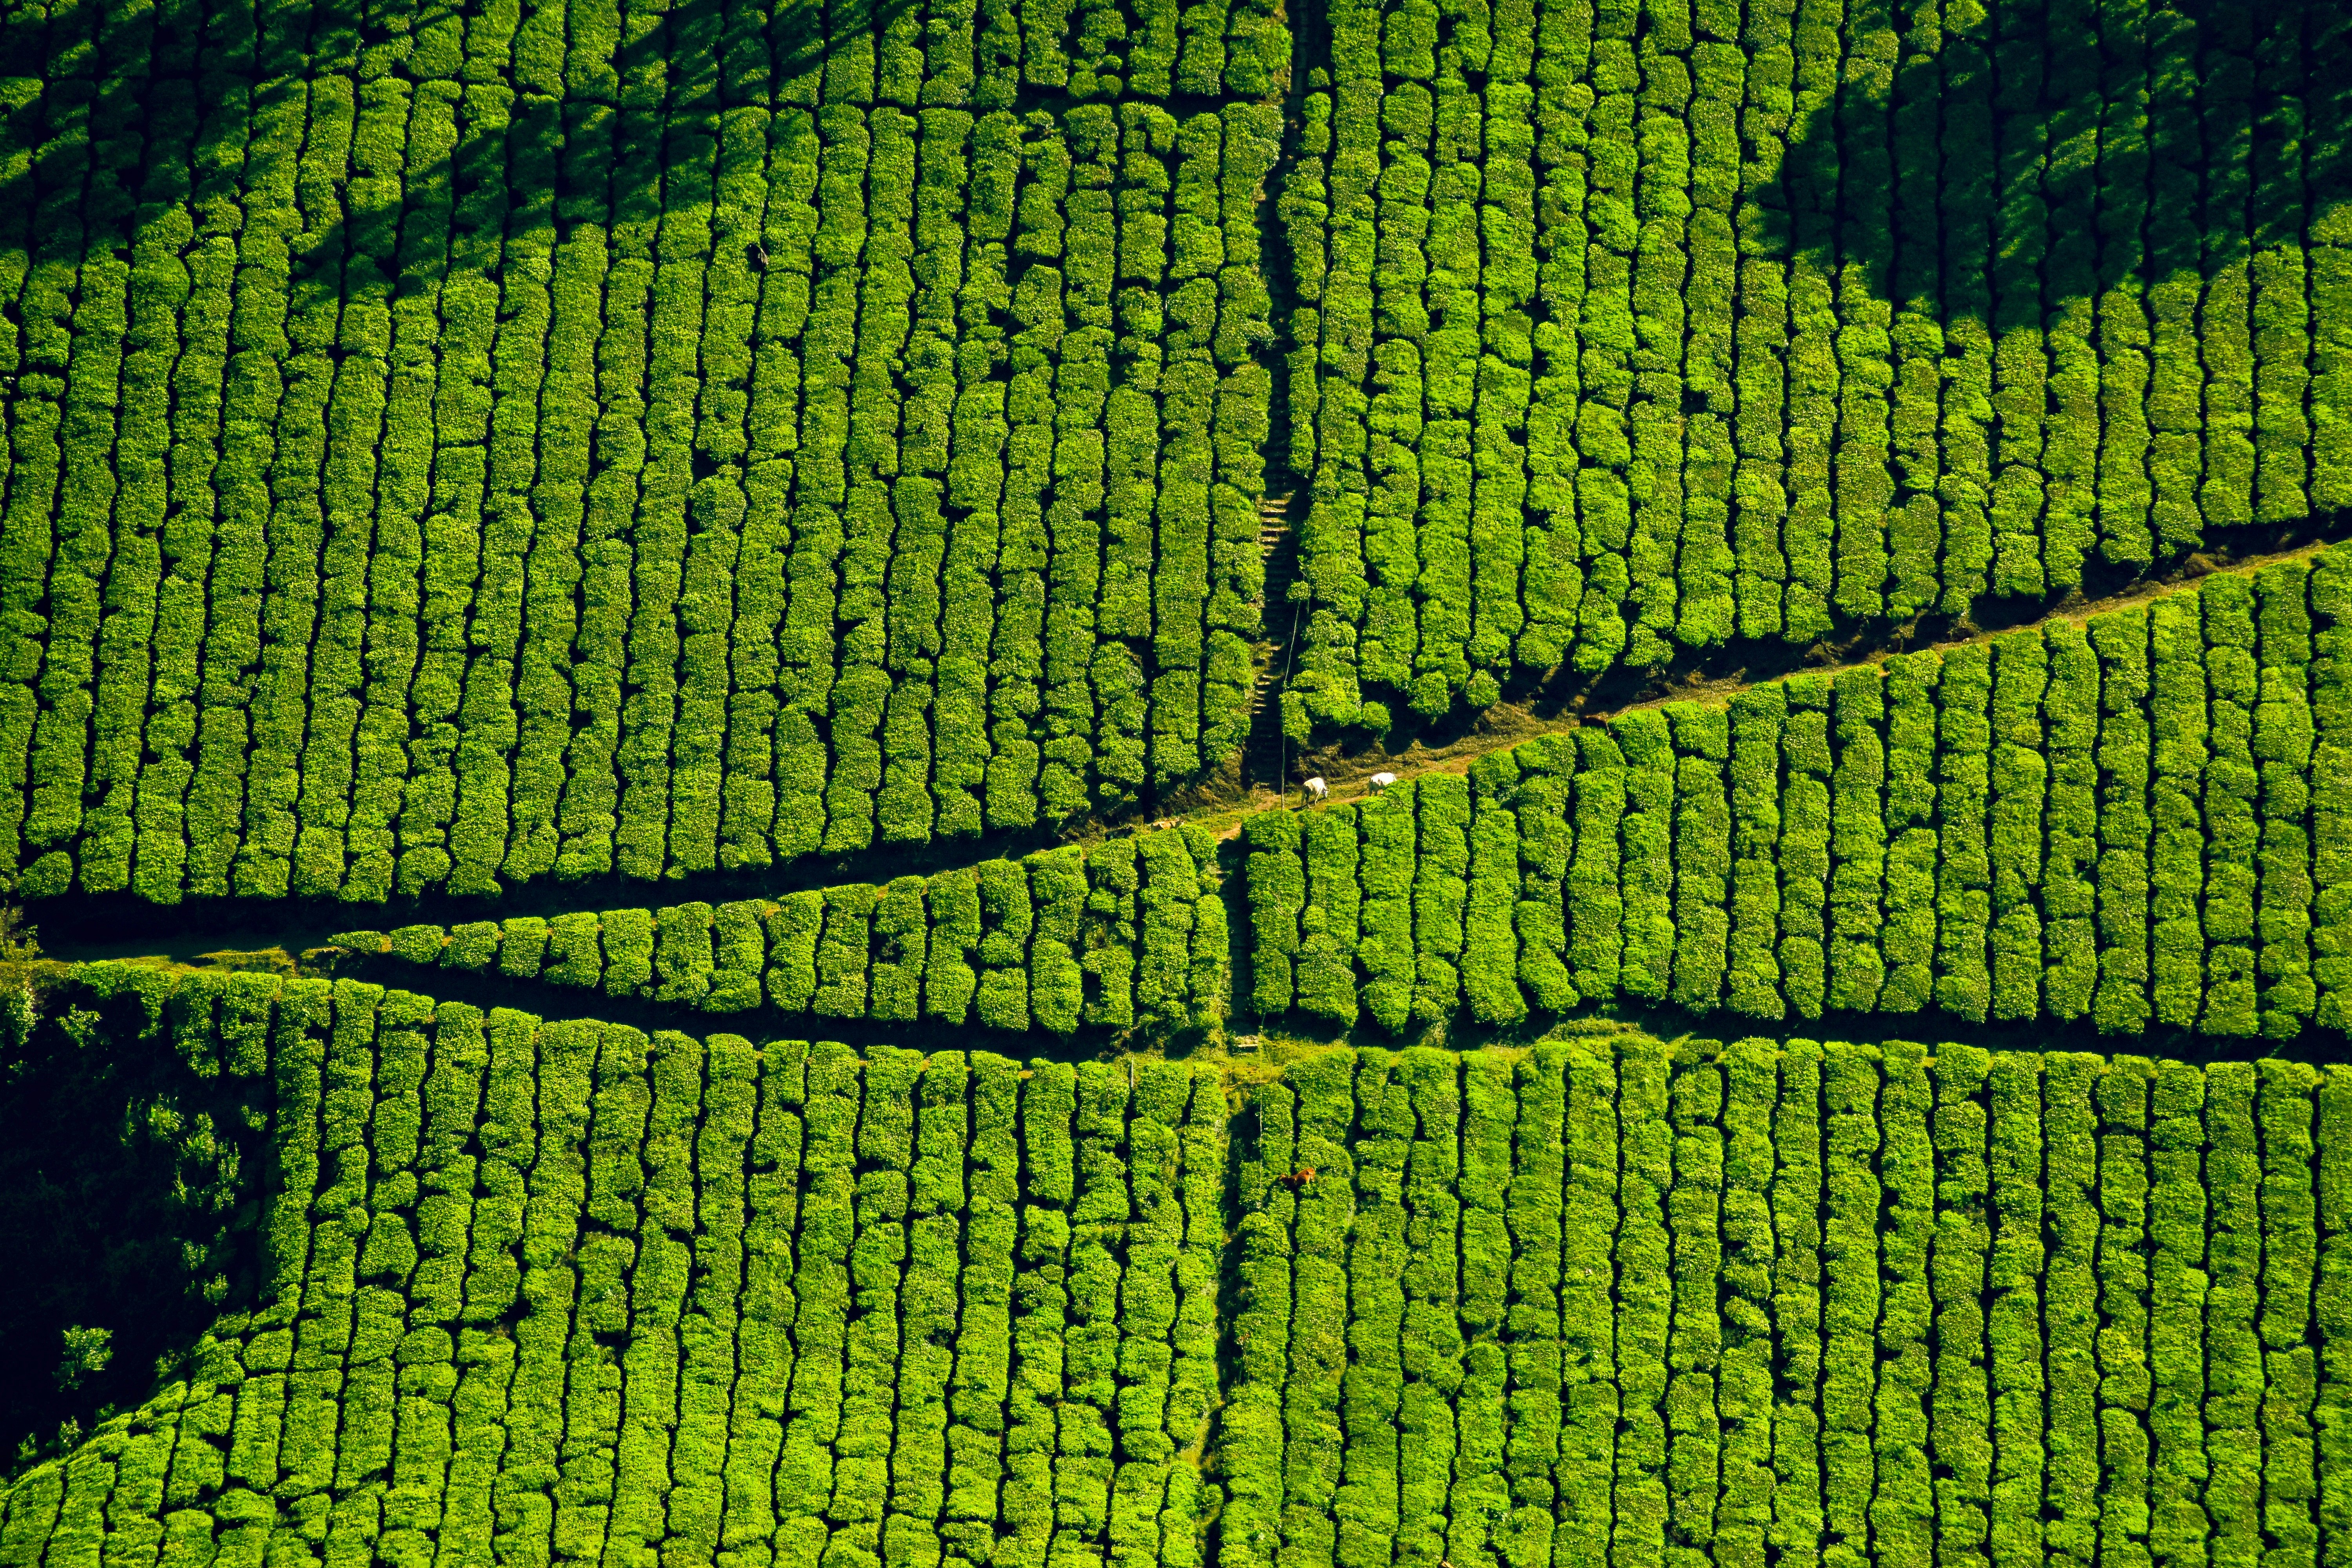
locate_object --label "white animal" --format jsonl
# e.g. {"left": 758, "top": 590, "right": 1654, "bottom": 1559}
{"left": 1367, "top": 771, "right": 1398, "bottom": 794}
{"left": 1302, "top": 776, "right": 1329, "bottom": 802}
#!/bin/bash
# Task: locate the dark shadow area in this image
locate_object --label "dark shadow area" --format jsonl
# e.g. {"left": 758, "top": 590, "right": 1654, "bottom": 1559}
{"left": 0, "top": 980, "right": 270, "bottom": 1480}
{"left": 0, "top": 0, "right": 1293, "bottom": 921}
{"left": 0, "top": 0, "right": 921, "bottom": 282}
{"left": 1759, "top": 0, "right": 2350, "bottom": 327}
{"left": 1250, "top": 2, "right": 2352, "bottom": 786}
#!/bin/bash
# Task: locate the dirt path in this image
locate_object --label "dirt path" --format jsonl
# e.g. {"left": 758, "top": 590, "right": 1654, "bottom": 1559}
{"left": 1181, "top": 533, "right": 2346, "bottom": 834}
{"left": 35, "top": 533, "right": 2347, "bottom": 962}
{"left": 44, "top": 920, "right": 356, "bottom": 976}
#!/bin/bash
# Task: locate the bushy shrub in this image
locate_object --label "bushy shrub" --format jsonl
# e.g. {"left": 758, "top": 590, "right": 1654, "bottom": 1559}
{"left": 391, "top": 925, "right": 446, "bottom": 966}
{"left": 603, "top": 908, "right": 656, "bottom": 998}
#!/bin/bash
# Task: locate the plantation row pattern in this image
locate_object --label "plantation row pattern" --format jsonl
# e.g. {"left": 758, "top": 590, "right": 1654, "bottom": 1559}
{"left": 1279, "top": 0, "right": 2352, "bottom": 733}
{"left": 1225, "top": 1037, "right": 2352, "bottom": 1568}
{"left": 0, "top": 965, "right": 1233, "bottom": 1568}
{"left": 10, "top": 970, "right": 2352, "bottom": 1568}
{"left": 1249, "top": 549, "right": 2352, "bottom": 1038}
{"left": 330, "top": 548, "right": 2352, "bottom": 1044}
{"left": 0, "top": 0, "right": 1288, "bottom": 908}
{"left": 328, "top": 822, "right": 1234, "bottom": 1034}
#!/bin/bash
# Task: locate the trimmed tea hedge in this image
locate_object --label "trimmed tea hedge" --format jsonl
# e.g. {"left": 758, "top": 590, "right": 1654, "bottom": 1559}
{"left": 334, "top": 826, "right": 1232, "bottom": 1036}
{"left": 16, "top": 969, "right": 2348, "bottom": 1568}
{"left": 8, "top": 965, "right": 1233, "bottom": 1568}
{"left": 1246, "top": 551, "right": 2352, "bottom": 1038}
{"left": 1281, "top": 0, "right": 2352, "bottom": 731}
{"left": 1225, "top": 1038, "right": 2351, "bottom": 1568}
{"left": 335, "top": 550, "right": 2352, "bottom": 1044}
{"left": 0, "top": 0, "right": 1284, "bottom": 906}
{"left": 13, "top": 0, "right": 2345, "bottom": 902}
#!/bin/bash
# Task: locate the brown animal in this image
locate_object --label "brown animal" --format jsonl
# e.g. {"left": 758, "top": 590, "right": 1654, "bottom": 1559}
{"left": 1276, "top": 1167, "right": 1318, "bottom": 1191}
